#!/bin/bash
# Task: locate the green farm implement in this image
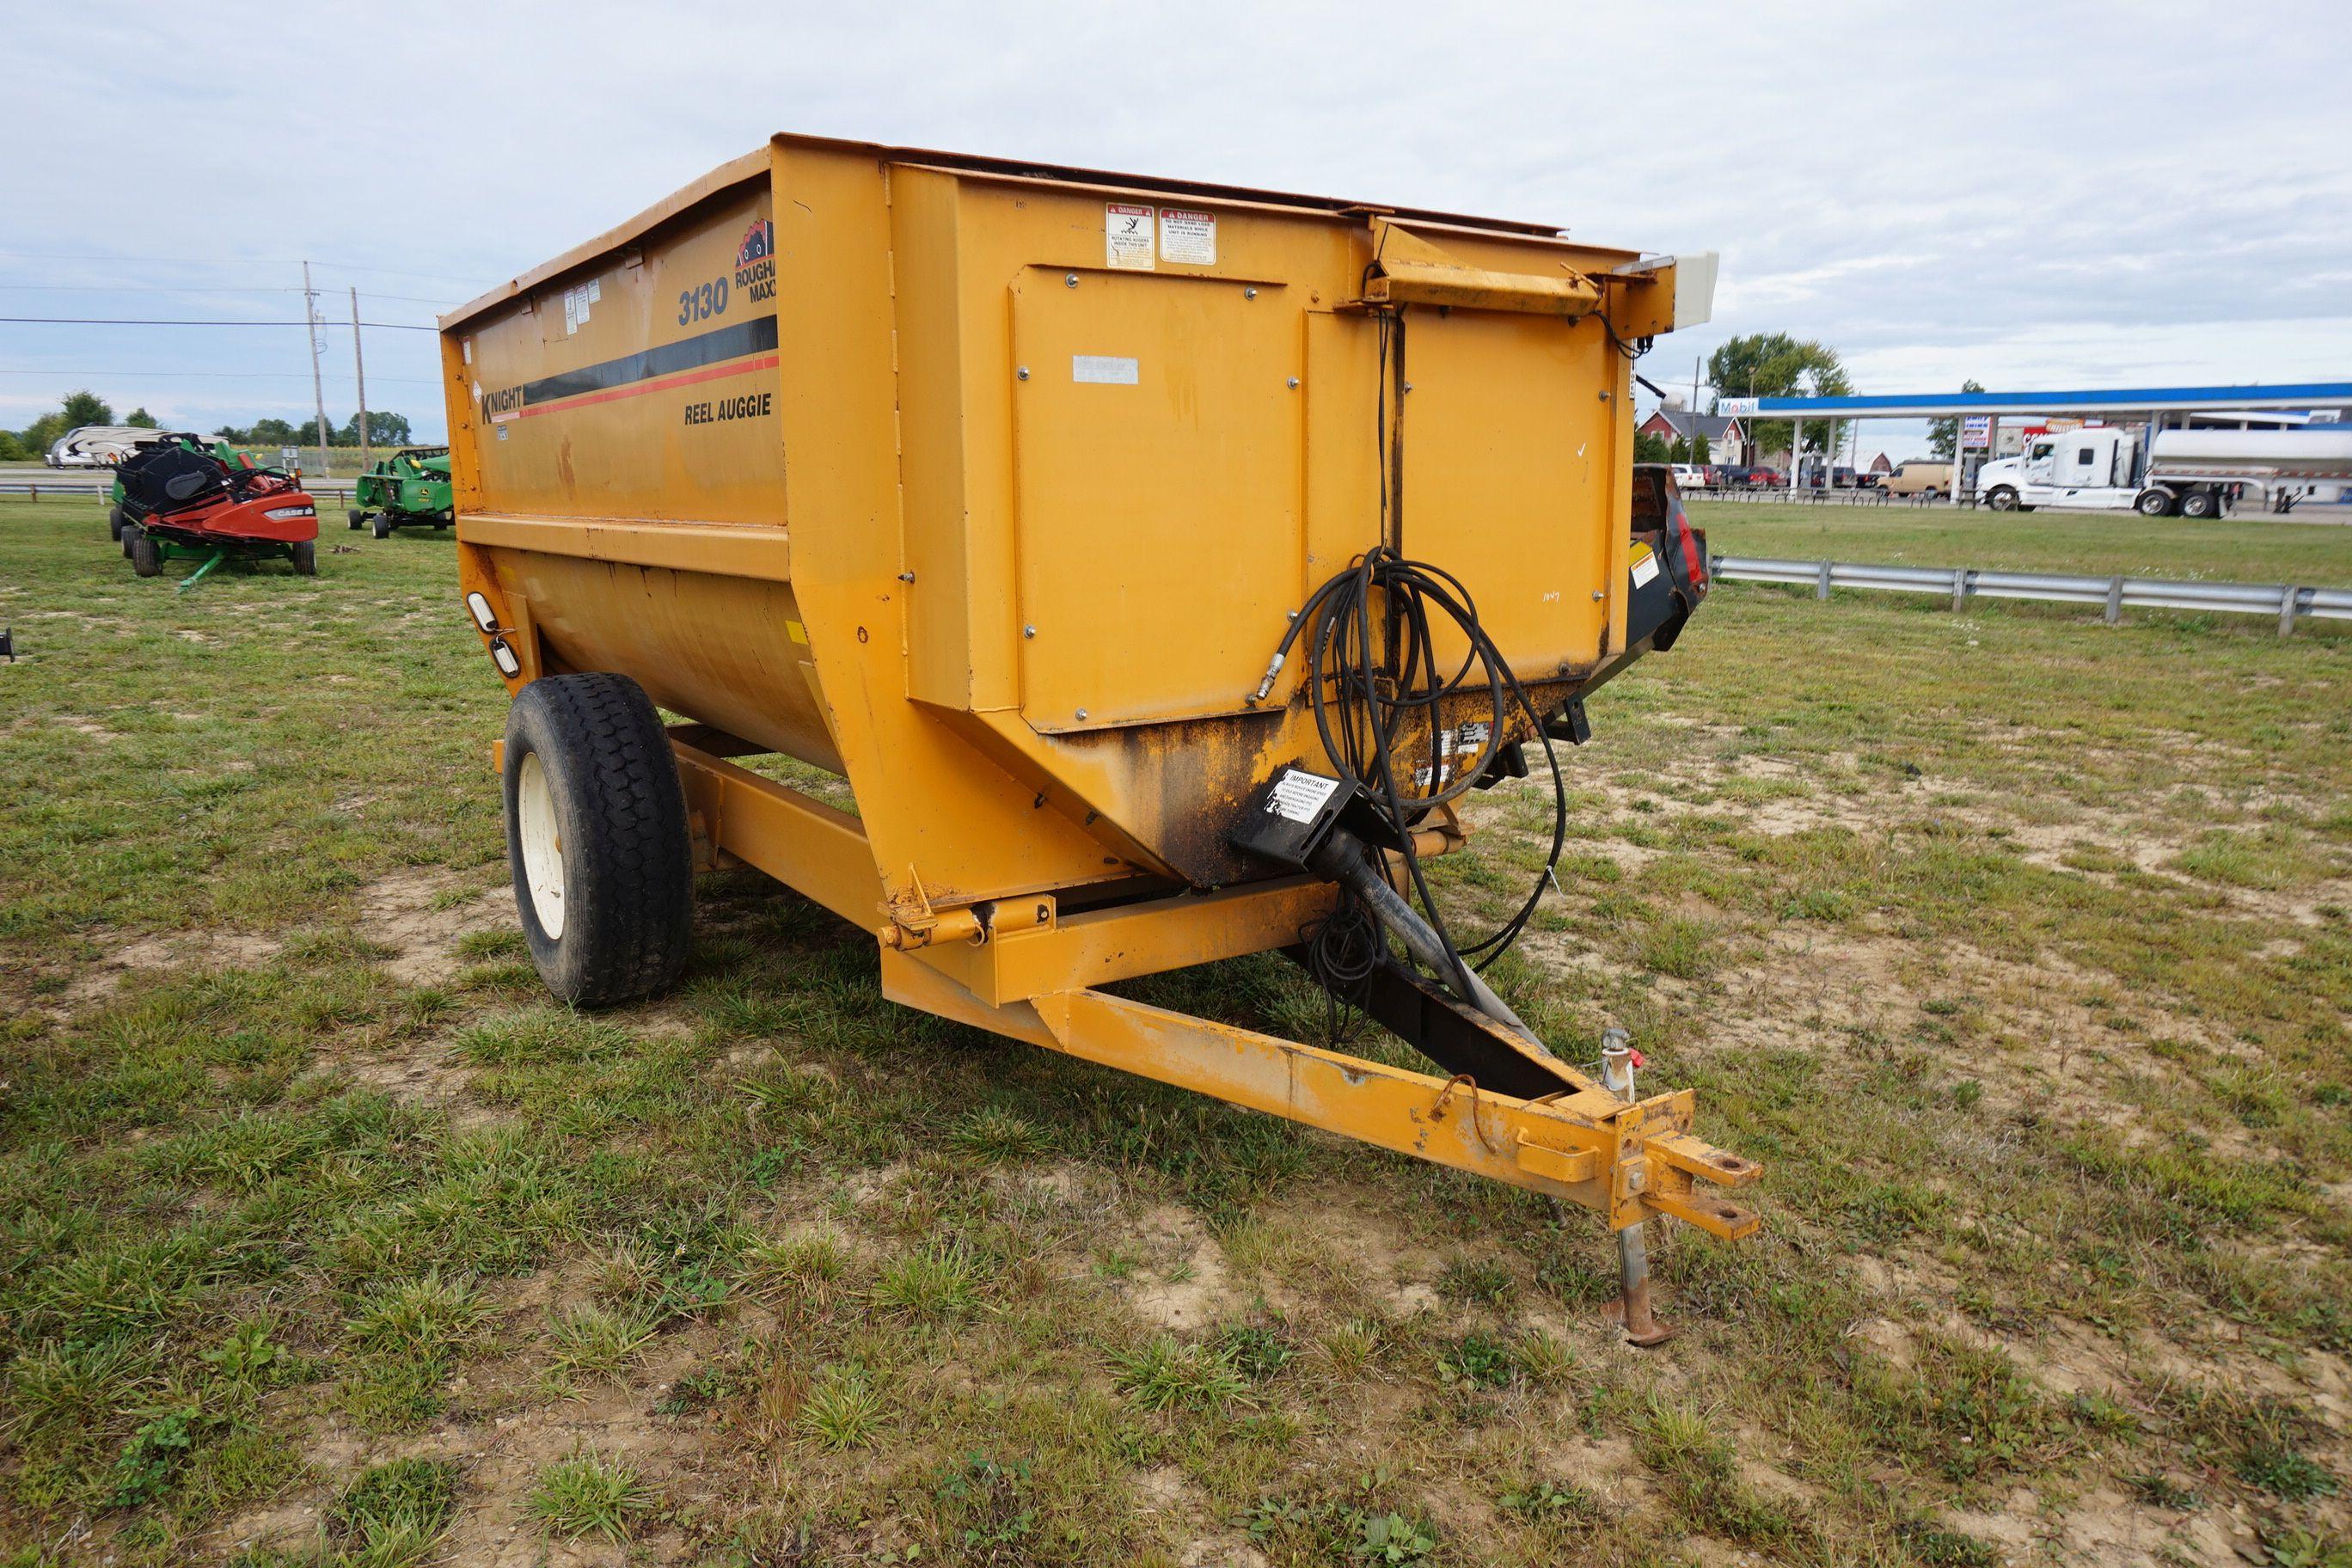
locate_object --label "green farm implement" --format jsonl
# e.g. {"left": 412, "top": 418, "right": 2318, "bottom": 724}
{"left": 349, "top": 446, "right": 455, "bottom": 537}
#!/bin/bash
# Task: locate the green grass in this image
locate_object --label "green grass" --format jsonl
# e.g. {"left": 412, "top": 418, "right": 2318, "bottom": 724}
{"left": 1688, "top": 495, "right": 2352, "bottom": 582}
{"left": 524, "top": 1449, "right": 654, "bottom": 1542}
{"left": 3, "top": 493, "right": 2349, "bottom": 1563}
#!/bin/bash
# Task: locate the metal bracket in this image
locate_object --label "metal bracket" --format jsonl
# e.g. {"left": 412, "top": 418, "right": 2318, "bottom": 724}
{"left": 880, "top": 866, "right": 987, "bottom": 950}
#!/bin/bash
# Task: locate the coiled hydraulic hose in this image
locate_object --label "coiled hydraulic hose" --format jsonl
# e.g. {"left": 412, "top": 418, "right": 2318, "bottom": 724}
{"left": 1249, "top": 545, "right": 1571, "bottom": 1002}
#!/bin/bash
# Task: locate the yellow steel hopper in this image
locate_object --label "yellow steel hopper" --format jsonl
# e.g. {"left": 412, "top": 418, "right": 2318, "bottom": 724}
{"left": 441, "top": 133, "right": 1753, "bottom": 1339}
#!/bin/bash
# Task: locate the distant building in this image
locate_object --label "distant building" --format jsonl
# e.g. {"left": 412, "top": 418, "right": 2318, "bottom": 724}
{"left": 1866, "top": 452, "right": 1892, "bottom": 474}
{"left": 1637, "top": 409, "right": 1745, "bottom": 464}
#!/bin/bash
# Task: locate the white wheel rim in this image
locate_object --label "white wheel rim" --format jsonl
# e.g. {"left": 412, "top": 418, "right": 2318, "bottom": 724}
{"left": 517, "top": 751, "right": 567, "bottom": 940}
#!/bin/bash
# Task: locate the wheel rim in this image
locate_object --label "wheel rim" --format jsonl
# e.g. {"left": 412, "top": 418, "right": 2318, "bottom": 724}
{"left": 517, "top": 751, "right": 567, "bottom": 939}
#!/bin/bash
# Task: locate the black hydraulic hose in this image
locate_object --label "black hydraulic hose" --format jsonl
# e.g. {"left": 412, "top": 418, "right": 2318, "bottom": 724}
{"left": 1250, "top": 545, "right": 1572, "bottom": 997}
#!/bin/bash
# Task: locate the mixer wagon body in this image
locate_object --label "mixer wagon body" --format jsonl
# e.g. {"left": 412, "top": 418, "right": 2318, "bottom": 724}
{"left": 441, "top": 134, "right": 1755, "bottom": 1327}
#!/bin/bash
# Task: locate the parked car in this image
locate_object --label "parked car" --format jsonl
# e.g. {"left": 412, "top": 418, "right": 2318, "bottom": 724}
{"left": 1830, "top": 466, "right": 1859, "bottom": 488}
{"left": 1880, "top": 461, "right": 1953, "bottom": 499}
{"left": 1750, "top": 466, "right": 1785, "bottom": 488}
{"left": 1669, "top": 462, "right": 1712, "bottom": 492}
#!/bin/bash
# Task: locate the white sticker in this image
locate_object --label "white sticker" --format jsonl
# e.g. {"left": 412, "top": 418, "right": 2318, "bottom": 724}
{"left": 1159, "top": 207, "right": 1216, "bottom": 265}
{"left": 1106, "top": 203, "right": 1155, "bottom": 270}
{"left": 586, "top": 278, "right": 601, "bottom": 304}
{"left": 462, "top": 338, "right": 474, "bottom": 365}
{"left": 1268, "top": 769, "right": 1342, "bottom": 824}
{"left": 1072, "top": 354, "right": 1139, "bottom": 385}
{"left": 1457, "top": 721, "right": 1491, "bottom": 754}
{"left": 562, "top": 291, "right": 579, "bottom": 335}
{"left": 496, "top": 423, "right": 508, "bottom": 441}
{"left": 1631, "top": 542, "right": 1661, "bottom": 588}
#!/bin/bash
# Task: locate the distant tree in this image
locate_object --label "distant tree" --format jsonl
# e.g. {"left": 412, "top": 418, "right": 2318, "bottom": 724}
{"left": 1634, "top": 430, "right": 1672, "bottom": 464}
{"left": 59, "top": 389, "right": 114, "bottom": 428}
{"left": 0, "top": 431, "right": 21, "bottom": 461}
{"left": 1928, "top": 379, "right": 1986, "bottom": 459}
{"left": 248, "top": 418, "right": 297, "bottom": 444}
{"left": 18, "top": 413, "right": 69, "bottom": 455}
{"left": 124, "top": 407, "right": 158, "bottom": 428}
{"left": 1706, "top": 334, "right": 1851, "bottom": 463}
{"left": 362, "top": 410, "right": 412, "bottom": 445}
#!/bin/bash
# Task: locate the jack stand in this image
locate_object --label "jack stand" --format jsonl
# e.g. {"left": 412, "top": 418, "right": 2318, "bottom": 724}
{"left": 175, "top": 550, "right": 227, "bottom": 592}
{"left": 1599, "top": 1026, "right": 1675, "bottom": 1347}
{"left": 1609, "top": 1222, "right": 1675, "bottom": 1347}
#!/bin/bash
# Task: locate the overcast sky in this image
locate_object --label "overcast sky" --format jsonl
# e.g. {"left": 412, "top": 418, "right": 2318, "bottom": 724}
{"left": 4, "top": 0, "right": 2347, "bottom": 457}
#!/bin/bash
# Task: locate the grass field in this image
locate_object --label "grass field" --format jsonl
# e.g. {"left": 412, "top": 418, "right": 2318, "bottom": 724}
{"left": 3, "top": 495, "right": 2349, "bottom": 1566}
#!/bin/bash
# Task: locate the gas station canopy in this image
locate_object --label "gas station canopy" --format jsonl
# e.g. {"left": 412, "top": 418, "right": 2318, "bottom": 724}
{"left": 1720, "top": 382, "right": 2352, "bottom": 420}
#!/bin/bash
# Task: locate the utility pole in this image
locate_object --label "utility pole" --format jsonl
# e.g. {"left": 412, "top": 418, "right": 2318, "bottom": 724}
{"left": 302, "top": 261, "right": 331, "bottom": 479}
{"left": 1692, "top": 355, "right": 1703, "bottom": 465}
{"left": 350, "top": 287, "right": 370, "bottom": 471}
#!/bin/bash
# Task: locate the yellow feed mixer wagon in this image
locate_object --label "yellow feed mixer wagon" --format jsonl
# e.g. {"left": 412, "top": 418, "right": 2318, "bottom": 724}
{"left": 440, "top": 132, "right": 1755, "bottom": 1340}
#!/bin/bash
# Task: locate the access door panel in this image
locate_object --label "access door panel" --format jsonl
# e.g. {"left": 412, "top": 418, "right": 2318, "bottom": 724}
{"left": 1011, "top": 270, "right": 1304, "bottom": 732}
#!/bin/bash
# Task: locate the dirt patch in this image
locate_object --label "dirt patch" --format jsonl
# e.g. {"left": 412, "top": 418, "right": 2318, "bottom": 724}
{"left": 1121, "top": 1203, "right": 1244, "bottom": 1332}
{"left": 340, "top": 1035, "right": 500, "bottom": 1131}
{"left": 358, "top": 868, "right": 511, "bottom": 987}
{"left": 54, "top": 714, "right": 123, "bottom": 742}
{"left": 59, "top": 929, "right": 283, "bottom": 1012}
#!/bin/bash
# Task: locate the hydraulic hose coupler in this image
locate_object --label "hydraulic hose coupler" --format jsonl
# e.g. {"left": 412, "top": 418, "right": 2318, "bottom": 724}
{"left": 1247, "top": 651, "right": 1287, "bottom": 707}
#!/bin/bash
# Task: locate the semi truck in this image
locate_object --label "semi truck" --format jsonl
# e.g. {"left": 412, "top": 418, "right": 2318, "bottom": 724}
{"left": 1977, "top": 426, "right": 2352, "bottom": 518}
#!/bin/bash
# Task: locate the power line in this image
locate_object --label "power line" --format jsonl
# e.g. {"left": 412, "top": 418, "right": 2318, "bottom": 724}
{"left": 0, "top": 284, "right": 456, "bottom": 305}
{"left": 0, "top": 284, "right": 304, "bottom": 293}
{"left": 0, "top": 315, "right": 436, "bottom": 331}
{"left": 0, "top": 251, "right": 489, "bottom": 286}
{"left": 0, "top": 369, "right": 442, "bottom": 384}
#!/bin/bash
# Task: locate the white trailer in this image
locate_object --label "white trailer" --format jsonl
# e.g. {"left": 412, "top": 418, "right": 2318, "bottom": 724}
{"left": 44, "top": 426, "right": 163, "bottom": 469}
{"left": 1978, "top": 426, "right": 2352, "bottom": 518}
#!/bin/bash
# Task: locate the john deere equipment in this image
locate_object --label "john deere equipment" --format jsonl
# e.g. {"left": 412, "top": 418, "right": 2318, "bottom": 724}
{"left": 440, "top": 133, "right": 1748, "bottom": 1341}
{"left": 349, "top": 446, "right": 455, "bottom": 537}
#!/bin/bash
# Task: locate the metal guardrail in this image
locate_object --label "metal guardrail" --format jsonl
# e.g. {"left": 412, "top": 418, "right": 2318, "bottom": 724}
{"left": 1690, "top": 486, "right": 1926, "bottom": 507}
{"left": 1712, "top": 554, "right": 2352, "bottom": 635}
{"left": 3, "top": 480, "right": 357, "bottom": 503}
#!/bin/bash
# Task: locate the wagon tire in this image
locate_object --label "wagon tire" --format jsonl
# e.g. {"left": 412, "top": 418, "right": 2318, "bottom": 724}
{"left": 2135, "top": 489, "right": 2175, "bottom": 518}
{"left": 291, "top": 540, "right": 317, "bottom": 577}
{"left": 109, "top": 505, "right": 126, "bottom": 540}
{"left": 120, "top": 522, "right": 139, "bottom": 560}
{"left": 372, "top": 515, "right": 392, "bottom": 539}
{"left": 2179, "top": 488, "right": 2219, "bottom": 519}
{"left": 131, "top": 528, "right": 161, "bottom": 578}
{"left": 502, "top": 672, "right": 694, "bottom": 1008}
{"left": 348, "top": 509, "right": 367, "bottom": 530}
{"left": 1985, "top": 486, "right": 2018, "bottom": 511}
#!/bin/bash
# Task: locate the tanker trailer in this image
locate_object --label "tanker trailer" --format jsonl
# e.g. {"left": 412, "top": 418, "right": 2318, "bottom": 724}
{"left": 439, "top": 133, "right": 1754, "bottom": 1338}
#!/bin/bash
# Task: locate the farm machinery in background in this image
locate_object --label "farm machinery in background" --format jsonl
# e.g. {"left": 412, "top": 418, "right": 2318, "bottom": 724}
{"left": 348, "top": 446, "right": 455, "bottom": 537}
{"left": 113, "top": 438, "right": 320, "bottom": 588}
{"left": 107, "top": 433, "right": 260, "bottom": 540}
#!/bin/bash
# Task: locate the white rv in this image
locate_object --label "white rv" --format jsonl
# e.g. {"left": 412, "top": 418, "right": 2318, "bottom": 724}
{"left": 44, "top": 426, "right": 162, "bottom": 469}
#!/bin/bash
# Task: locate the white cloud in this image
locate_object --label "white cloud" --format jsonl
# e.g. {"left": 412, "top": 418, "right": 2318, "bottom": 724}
{"left": 3, "top": 0, "right": 2345, "bottom": 445}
